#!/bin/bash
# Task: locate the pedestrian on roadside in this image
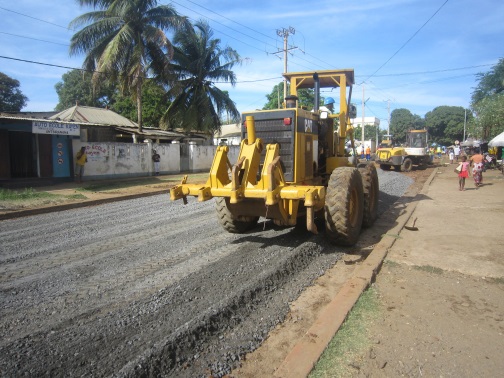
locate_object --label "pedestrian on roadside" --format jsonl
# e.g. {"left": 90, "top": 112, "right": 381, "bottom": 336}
{"left": 152, "top": 149, "right": 161, "bottom": 176}
{"left": 365, "top": 146, "right": 371, "bottom": 161}
{"left": 449, "top": 149, "right": 454, "bottom": 164}
{"left": 75, "top": 146, "right": 87, "bottom": 183}
{"left": 470, "top": 149, "right": 484, "bottom": 187}
{"left": 458, "top": 155, "right": 470, "bottom": 191}
{"left": 454, "top": 145, "right": 460, "bottom": 162}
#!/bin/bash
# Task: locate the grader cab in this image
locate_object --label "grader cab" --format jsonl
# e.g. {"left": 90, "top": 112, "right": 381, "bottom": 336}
{"left": 170, "top": 69, "right": 379, "bottom": 246}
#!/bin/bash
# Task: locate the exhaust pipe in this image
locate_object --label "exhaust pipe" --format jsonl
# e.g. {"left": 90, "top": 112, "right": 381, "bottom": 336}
{"left": 313, "top": 73, "right": 320, "bottom": 111}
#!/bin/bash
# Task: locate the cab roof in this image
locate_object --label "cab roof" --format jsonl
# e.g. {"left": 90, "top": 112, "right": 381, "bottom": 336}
{"left": 282, "top": 69, "right": 355, "bottom": 89}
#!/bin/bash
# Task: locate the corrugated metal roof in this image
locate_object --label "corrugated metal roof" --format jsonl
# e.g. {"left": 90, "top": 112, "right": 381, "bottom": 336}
{"left": 113, "top": 126, "right": 186, "bottom": 140}
{"left": 50, "top": 105, "right": 138, "bottom": 127}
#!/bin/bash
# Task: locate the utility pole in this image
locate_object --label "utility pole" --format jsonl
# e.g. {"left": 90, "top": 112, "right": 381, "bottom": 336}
{"left": 362, "top": 85, "right": 365, "bottom": 147}
{"left": 361, "top": 85, "right": 370, "bottom": 149}
{"left": 386, "top": 99, "right": 391, "bottom": 135}
{"left": 463, "top": 108, "right": 467, "bottom": 141}
{"left": 275, "top": 27, "right": 297, "bottom": 103}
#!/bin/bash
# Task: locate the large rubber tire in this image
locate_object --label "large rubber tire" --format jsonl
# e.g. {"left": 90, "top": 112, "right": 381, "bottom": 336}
{"left": 358, "top": 163, "right": 379, "bottom": 228}
{"left": 215, "top": 197, "right": 259, "bottom": 233}
{"left": 324, "top": 167, "right": 364, "bottom": 246}
{"left": 380, "top": 164, "right": 391, "bottom": 171}
{"left": 401, "top": 158, "right": 413, "bottom": 172}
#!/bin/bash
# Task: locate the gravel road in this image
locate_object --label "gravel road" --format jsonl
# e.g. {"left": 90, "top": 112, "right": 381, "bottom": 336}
{"left": 0, "top": 169, "right": 413, "bottom": 377}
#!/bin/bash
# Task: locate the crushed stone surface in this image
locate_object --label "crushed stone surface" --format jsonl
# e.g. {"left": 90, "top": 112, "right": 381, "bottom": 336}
{"left": 0, "top": 170, "right": 412, "bottom": 377}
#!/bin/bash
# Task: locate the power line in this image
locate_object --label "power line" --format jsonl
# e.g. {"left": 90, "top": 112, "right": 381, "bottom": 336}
{"left": 171, "top": 0, "right": 277, "bottom": 50}
{"left": 361, "top": 64, "right": 494, "bottom": 78}
{"left": 0, "top": 6, "right": 71, "bottom": 30}
{"left": 0, "top": 31, "right": 70, "bottom": 46}
{"left": 180, "top": 0, "right": 276, "bottom": 42}
{"left": 172, "top": 1, "right": 336, "bottom": 71}
{"left": 0, "top": 54, "right": 282, "bottom": 84}
{"left": 361, "top": 0, "right": 450, "bottom": 84}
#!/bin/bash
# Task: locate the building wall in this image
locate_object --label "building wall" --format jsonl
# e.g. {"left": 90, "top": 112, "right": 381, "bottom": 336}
{"left": 70, "top": 141, "right": 241, "bottom": 180}
{"left": 72, "top": 141, "right": 181, "bottom": 179}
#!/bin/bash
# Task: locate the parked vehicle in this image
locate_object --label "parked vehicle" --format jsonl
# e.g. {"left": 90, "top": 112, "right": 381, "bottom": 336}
{"left": 376, "top": 129, "right": 431, "bottom": 172}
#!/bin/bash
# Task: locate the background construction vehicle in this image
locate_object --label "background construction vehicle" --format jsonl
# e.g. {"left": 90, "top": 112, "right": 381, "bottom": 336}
{"left": 376, "top": 129, "right": 431, "bottom": 172}
{"left": 170, "top": 69, "right": 379, "bottom": 246}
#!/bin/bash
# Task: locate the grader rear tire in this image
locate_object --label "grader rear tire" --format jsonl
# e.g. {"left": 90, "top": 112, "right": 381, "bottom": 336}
{"left": 324, "top": 167, "right": 364, "bottom": 246}
{"left": 358, "top": 163, "right": 379, "bottom": 228}
{"left": 215, "top": 197, "right": 259, "bottom": 233}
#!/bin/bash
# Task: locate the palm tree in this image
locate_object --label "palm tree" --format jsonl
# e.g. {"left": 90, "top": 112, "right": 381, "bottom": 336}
{"left": 69, "top": 0, "right": 188, "bottom": 132}
{"left": 161, "top": 20, "right": 241, "bottom": 135}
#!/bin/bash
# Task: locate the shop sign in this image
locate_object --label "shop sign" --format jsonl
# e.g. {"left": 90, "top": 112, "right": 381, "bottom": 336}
{"left": 32, "top": 121, "right": 80, "bottom": 136}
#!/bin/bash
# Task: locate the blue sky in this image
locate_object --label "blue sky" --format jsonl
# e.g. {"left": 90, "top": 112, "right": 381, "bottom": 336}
{"left": 0, "top": 0, "right": 502, "bottom": 131}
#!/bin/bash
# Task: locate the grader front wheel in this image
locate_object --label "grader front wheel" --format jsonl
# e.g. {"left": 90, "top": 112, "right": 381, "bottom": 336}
{"left": 215, "top": 197, "right": 259, "bottom": 233}
{"left": 324, "top": 167, "right": 364, "bottom": 246}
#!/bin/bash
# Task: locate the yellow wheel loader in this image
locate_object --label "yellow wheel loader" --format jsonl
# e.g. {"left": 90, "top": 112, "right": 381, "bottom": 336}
{"left": 170, "top": 69, "right": 379, "bottom": 246}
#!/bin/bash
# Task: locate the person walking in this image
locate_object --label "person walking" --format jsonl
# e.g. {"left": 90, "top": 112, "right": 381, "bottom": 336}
{"left": 152, "top": 149, "right": 161, "bottom": 176}
{"left": 458, "top": 155, "right": 470, "bottom": 191}
{"left": 470, "top": 149, "right": 485, "bottom": 187}
{"left": 454, "top": 145, "right": 461, "bottom": 162}
{"left": 449, "top": 149, "right": 454, "bottom": 164}
{"left": 75, "top": 146, "right": 87, "bottom": 183}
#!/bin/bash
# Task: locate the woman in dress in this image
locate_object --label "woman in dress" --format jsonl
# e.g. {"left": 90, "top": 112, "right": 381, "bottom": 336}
{"left": 470, "top": 149, "right": 484, "bottom": 187}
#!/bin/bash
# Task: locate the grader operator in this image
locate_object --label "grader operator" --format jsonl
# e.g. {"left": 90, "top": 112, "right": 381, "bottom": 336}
{"left": 170, "top": 69, "right": 379, "bottom": 246}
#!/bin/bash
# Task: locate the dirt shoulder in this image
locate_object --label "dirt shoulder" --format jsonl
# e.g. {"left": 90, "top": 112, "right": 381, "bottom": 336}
{"left": 344, "top": 164, "right": 504, "bottom": 377}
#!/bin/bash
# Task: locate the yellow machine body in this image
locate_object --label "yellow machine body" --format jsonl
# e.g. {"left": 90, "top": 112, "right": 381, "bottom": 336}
{"left": 170, "top": 69, "right": 367, "bottom": 236}
{"left": 376, "top": 129, "right": 431, "bottom": 171}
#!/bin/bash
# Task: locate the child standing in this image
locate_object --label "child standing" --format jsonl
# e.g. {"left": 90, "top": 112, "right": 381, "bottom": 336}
{"left": 458, "top": 155, "right": 470, "bottom": 191}
{"left": 449, "top": 149, "right": 454, "bottom": 164}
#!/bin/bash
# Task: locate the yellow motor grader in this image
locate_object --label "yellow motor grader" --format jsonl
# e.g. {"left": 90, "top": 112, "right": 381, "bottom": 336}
{"left": 376, "top": 129, "right": 431, "bottom": 172}
{"left": 170, "top": 69, "right": 379, "bottom": 245}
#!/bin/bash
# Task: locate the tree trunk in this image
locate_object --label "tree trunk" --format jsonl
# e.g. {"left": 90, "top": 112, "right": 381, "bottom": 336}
{"left": 137, "top": 81, "right": 143, "bottom": 133}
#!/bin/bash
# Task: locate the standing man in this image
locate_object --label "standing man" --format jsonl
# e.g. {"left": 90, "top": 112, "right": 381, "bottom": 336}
{"left": 365, "top": 145, "right": 371, "bottom": 161}
{"left": 75, "top": 146, "right": 87, "bottom": 183}
{"left": 454, "top": 145, "right": 461, "bottom": 162}
{"left": 152, "top": 149, "right": 161, "bottom": 176}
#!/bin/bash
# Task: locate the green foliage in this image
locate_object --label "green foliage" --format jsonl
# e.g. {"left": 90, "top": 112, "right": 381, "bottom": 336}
{"left": 0, "top": 72, "right": 28, "bottom": 111}
{"left": 425, "top": 106, "right": 471, "bottom": 145}
{"left": 389, "top": 108, "right": 424, "bottom": 142}
{"left": 111, "top": 81, "right": 169, "bottom": 128}
{"left": 69, "top": 0, "right": 188, "bottom": 130}
{"left": 263, "top": 82, "right": 284, "bottom": 110}
{"left": 263, "top": 82, "right": 316, "bottom": 110}
{"left": 471, "top": 58, "right": 504, "bottom": 105}
{"left": 55, "top": 70, "right": 168, "bottom": 128}
{"left": 54, "top": 69, "right": 115, "bottom": 111}
{"left": 470, "top": 93, "right": 504, "bottom": 140}
{"left": 161, "top": 20, "right": 241, "bottom": 134}
{"left": 470, "top": 58, "right": 504, "bottom": 140}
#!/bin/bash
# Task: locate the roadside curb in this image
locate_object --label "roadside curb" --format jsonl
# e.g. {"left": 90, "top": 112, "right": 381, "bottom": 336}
{"left": 274, "top": 167, "right": 439, "bottom": 378}
{"left": 0, "top": 190, "right": 169, "bottom": 221}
